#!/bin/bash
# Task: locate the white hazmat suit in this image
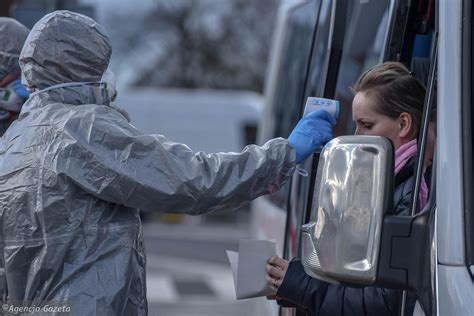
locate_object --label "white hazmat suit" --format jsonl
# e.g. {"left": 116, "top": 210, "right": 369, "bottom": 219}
{"left": 0, "top": 11, "right": 296, "bottom": 315}
{"left": 0, "top": 17, "right": 29, "bottom": 80}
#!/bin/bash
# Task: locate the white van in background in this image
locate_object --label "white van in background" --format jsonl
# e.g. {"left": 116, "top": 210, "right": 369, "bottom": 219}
{"left": 115, "top": 88, "right": 263, "bottom": 154}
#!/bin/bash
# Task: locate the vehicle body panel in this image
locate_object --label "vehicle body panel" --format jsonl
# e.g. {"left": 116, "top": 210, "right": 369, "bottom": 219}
{"left": 437, "top": 0, "right": 466, "bottom": 266}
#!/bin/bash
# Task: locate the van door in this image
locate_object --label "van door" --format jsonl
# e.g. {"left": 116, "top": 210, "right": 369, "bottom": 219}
{"left": 287, "top": 0, "right": 395, "bottom": 264}
{"left": 249, "top": 1, "right": 322, "bottom": 314}
{"left": 252, "top": 0, "right": 321, "bottom": 256}
{"left": 282, "top": 1, "right": 396, "bottom": 315}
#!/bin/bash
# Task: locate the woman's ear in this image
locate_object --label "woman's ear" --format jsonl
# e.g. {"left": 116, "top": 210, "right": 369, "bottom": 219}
{"left": 398, "top": 112, "right": 413, "bottom": 139}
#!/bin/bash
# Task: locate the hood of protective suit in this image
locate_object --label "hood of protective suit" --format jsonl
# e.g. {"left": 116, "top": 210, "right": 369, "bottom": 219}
{"left": 19, "top": 10, "right": 111, "bottom": 90}
{"left": 0, "top": 17, "right": 29, "bottom": 80}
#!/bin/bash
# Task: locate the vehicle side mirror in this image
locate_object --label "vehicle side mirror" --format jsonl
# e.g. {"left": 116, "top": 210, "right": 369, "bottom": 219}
{"left": 301, "top": 135, "right": 394, "bottom": 285}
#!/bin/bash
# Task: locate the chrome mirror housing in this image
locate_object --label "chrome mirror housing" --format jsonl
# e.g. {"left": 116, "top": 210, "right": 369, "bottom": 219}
{"left": 301, "top": 136, "right": 394, "bottom": 285}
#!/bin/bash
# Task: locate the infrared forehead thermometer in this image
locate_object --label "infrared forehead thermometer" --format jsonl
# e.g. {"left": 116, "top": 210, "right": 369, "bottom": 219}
{"left": 296, "top": 97, "right": 340, "bottom": 177}
{"left": 303, "top": 97, "right": 340, "bottom": 120}
{"left": 0, "top": 83, "right": 24, "bottom": 113}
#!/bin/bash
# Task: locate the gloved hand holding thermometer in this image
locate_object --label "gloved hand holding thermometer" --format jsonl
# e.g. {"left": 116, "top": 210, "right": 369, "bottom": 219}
{"left": 0, "top": 79, "right": 29, "bottom": 113}
{"left": 288, "top": 97, "right": 339, "bottom": 164}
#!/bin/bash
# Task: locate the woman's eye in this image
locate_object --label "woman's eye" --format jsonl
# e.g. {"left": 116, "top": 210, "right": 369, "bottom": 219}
{"left": 362, "top": 123, "right": 373, "bottom": 129}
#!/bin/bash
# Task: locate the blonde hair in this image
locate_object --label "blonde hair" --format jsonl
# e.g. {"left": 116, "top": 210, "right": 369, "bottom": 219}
{"left": 352, "top": 62, "right": 426, "bottom": 138}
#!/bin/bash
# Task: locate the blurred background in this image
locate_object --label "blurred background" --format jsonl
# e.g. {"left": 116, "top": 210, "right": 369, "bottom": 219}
{"left": 1, "top": 0, "right": 280, "bottom": 315}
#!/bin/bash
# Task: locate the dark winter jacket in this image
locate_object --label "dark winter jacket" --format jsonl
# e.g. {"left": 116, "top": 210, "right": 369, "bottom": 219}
{"left": 276, "top": 158, "right": 421, "bottom": 316}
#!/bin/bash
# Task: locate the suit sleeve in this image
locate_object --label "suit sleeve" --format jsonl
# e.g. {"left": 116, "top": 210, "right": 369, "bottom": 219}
{"left": 55, "top": 107, "right": 296, "bottom": 214}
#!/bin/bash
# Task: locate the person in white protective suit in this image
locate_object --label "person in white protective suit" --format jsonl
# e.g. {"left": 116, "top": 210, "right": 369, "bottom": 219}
{"left": 0, "top": 17, "right": 30, "bottom": 135}
{"left": 0, "top": 11, "right": 334, "bottom": 315}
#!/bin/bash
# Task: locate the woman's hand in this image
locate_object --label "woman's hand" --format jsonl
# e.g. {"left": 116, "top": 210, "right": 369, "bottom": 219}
{"left": 266, "top": 255, "right": 289, "bottom": 294}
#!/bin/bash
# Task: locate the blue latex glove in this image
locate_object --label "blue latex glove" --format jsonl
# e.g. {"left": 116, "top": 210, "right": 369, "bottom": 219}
{"left": 288, "top": 109, "right": 336, "bottom": 164}
{"left": 12, "top": 79, "right": 29, "bottom": 99}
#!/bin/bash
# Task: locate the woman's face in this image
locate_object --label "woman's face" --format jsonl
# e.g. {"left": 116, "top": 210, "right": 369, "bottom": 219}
{"left": 352, "top": 91, "right": 406, "bottom": 150}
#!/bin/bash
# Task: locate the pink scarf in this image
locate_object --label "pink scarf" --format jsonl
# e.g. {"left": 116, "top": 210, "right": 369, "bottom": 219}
{"left": 394, "top": 139, "right": 428, "bottom": 211}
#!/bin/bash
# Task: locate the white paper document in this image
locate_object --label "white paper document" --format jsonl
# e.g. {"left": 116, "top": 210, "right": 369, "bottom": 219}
{"left": 226, "top": 239, "right": 276, "bottom": 299}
